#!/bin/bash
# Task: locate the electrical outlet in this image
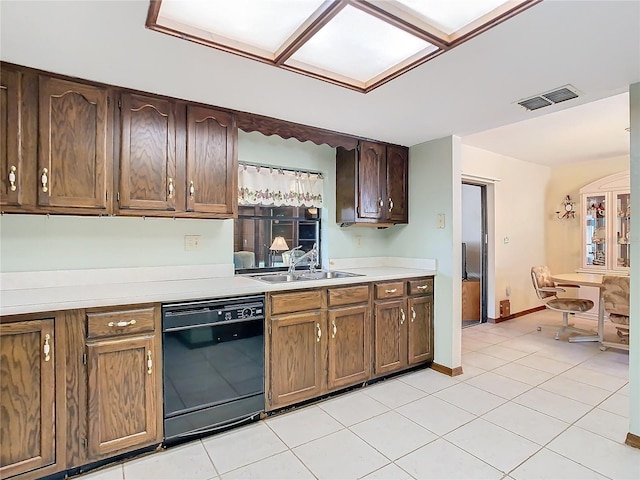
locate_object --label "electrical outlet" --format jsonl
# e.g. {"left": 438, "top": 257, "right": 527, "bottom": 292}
{"left": 503, "top": 236, "right": 510, "bottom": 244}
{"left": 437, "top": 213, "right": 446, "bottom": 229}
{"left": 355, "top": 235, "right": 362, "bottom": 248}
{"left": 184, "top": 235, "right": 201, "bottom": 251}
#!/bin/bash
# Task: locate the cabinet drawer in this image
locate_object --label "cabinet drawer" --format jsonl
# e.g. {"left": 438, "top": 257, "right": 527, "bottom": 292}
{"left": 375, "top": 281, "right": 405, "bottom": 299}
{"left": 270, "top": 290, "right": 323, "bottom": 316}
{"left": 87, "top": 307, "right": 156, "bottom": 339}
{"left": 408, "top": 278, "right": 434, "bottom": 296}
{"left": 328, "top": 285, "right": 370, "bottom": 307}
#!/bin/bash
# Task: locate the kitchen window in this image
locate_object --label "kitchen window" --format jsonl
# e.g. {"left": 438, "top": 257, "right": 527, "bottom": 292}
{"left": 234, "top": 206, "right": 321, "bottom": 273}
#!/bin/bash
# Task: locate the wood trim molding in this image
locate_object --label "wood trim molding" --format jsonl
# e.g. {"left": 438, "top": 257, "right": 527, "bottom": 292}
{"left": 431, "top": 362, "right": 463, "bottom": 377}
{"left": 234, "top": 110, "right": 358, "bottom": 150}
{"left": 489, "top": 305, "right": 545, "bottom": 324}
{"left": 626, "top": 432, "right": 640, "bottom": 449}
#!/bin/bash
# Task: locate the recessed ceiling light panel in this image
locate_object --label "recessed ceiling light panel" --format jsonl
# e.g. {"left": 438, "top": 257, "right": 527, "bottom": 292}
{"left": 147, "top": 0, "right": 540, "bottom": 92}
{"left": 287, "top": 5, "right": 434, "bottom": 83}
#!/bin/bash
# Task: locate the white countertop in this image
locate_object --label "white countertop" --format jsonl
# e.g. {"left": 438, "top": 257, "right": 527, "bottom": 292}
{"left": 0, "top": 264, "right": 436, "bottom": 316}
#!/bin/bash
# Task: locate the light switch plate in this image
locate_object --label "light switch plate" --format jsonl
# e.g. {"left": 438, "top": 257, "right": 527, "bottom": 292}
{"left": 184, "top": 235, "right": 201, "bottom": 251}
{"left": 437, "top": 213, "right": 445, "bottom": 229}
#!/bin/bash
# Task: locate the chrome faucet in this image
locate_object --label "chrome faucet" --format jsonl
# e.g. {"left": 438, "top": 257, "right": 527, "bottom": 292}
{"left": 287, "top": 243, "right": 319, "bottom": 276}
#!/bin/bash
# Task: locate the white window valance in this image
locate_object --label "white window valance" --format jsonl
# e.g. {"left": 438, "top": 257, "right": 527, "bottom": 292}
{"left": 238, "top": 164, "right": 324, "bottom": 207}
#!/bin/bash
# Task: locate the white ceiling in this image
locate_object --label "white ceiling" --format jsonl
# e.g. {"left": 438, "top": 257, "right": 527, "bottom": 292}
{"left": 1, "top": 1, "right": 638, "bottom": 166}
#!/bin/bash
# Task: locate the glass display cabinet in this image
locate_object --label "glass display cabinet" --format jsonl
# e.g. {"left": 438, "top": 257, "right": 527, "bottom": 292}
{"left": 580, "top": 171, "right": 630, "bottom": 273}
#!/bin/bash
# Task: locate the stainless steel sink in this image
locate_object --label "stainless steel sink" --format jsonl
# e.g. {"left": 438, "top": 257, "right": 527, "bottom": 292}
{"left": 295, "top": 271, "right": 360, "bottom": 280}
{"left": 251, "top": 270, "right": 361, "bottom": 283}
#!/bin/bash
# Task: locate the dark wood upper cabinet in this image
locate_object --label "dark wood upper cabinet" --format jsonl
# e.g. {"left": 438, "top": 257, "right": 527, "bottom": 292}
{"left": 336, "top": 141, "right": 409, "bottom": 226}
{"left": 386, "top": 145, "right": 408, "bottom": 224}
{"left": 358, "top": 141, "right": 386, "bottom": 220}
{"left": 186, "top": 105, "right": 237, "bottom": 216}
{"left": 118, "top": 93, "right": 177, "bottom": 213}
{"left": 0, "top": 319, "right": 57, "bottom": 479}
{"left": 38, "top": 77, "right": 112, "bottom": 212}
{"left": 0, "top": 68, "right": 24, "bottom": 208}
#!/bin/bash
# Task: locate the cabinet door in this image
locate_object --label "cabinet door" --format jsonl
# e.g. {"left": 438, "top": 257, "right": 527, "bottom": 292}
{"left": 38, "top": 77, "right": 111, "bottom": 211}
{"left": 327, "top": 305, "right": 371, "bottom": 390}
{"left": 386, "top": 145, "right": 408, "bottom": 223}
{"left": 268, "top": 311, "right": 324, "bottom": 409}
{"left": 358, "top": 141, "right": 386, "bottom": 220}
{"left": 0, "top": 319, "right": 56, "bottom": 478}
{"left": 0, "top": 69, "right": 24, "bottom": 207}
{"left": 86, "top": 335, "right": 159, "bottom": 459}
{"left": 186, "top": 105, "right": 237, "bottom": 216}
{"left": 408, "top": 296, "right": 434, "bottom": 365}
{"left": 118, "top": 93, "right": 177, "bottom": 212}
{"left": 373, "top": 299, "right": 407, "bottom": 375}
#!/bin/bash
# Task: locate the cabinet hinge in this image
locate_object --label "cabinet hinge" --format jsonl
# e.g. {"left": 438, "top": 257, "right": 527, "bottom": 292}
{"left": 82, "top": 353, "right": 87, "bottom": 365}
{"left": 268, "top": 323, "right": 271, "bottom": 335}
{"left": 105, "top": 191, "right": 108, "bottom": 202}
{"left": 117, "top": 192, "right": 120, "bottom": 202}
{"left": 83, "top": 438, "right": 88, "bottom": 450}
{"left": 268, "top": 391, "right": 272, "bottom": 404}
{"left": 118, "top": 98, "right": 122, "bottom": 109}
{"left": 107, "top": 97, "right": 110, "bottom": 107}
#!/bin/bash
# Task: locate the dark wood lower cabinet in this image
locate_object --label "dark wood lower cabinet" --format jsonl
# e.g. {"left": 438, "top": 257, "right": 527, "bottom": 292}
{"left": 268, "top": 310, "right": 325, "bottom": 409}
{"left": 327, "top": 305, "right": 370, "bottom": 390}
{"left": 373, "top": 299, "right": 408, "bottom": 375}
{"left": 0, "top": 319, "right": 57, "bottom": 479}
{"left": 86, "top": 335, "right": 159, "bottom": 459}
{"left": 408, "top": 295, "right": 434, "bottom": 365}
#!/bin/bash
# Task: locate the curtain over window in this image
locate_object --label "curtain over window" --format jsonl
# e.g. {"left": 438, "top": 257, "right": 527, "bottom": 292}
{"left": 238, "top": 164, "right": 323, "bottom": 207}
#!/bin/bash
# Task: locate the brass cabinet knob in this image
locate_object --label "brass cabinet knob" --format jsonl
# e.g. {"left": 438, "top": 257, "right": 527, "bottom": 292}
{"left": 8, "top": 165, "right": 17, "bottom": 191}
{"left": 41, "top": 168, "right": 49, "bottom": 193}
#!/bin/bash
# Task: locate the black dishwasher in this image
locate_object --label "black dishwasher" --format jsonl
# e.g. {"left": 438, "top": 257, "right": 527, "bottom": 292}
{"left": 162, "top": 295, "right": 265, "bottom": 443}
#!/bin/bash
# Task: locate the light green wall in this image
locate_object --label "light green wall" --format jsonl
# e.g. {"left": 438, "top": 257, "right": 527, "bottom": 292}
{"left": 0, "top": 131, "right": 393, "bottom": 273}
{"left": 629, "top": 82, "right": 639, "bottom": 438}
{"left": 388, "top": 136, "right": 461, "bottom": 370}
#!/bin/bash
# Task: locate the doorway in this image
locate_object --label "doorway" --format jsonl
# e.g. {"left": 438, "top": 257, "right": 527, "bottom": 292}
{"left": 462, "top": 182, "right": 488, "bottom": 327}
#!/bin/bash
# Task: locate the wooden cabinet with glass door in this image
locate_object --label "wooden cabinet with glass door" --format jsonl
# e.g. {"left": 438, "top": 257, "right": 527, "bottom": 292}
{"left": 580, "top": 171, "right": 630, "bottom": 272}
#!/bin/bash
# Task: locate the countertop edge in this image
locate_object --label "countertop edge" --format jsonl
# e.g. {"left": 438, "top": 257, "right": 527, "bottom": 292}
{"left": 1, "top": 267, "right": 437, "bottom": 317}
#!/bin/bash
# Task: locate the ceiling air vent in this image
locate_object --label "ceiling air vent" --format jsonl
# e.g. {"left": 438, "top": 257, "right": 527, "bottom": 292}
{"left": 517, "top": 85, "right": 580, "bottom": 111}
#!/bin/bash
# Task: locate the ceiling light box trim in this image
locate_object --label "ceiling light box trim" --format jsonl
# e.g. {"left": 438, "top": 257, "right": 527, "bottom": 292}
{"left": 146, "top": 0, "right": 541, "bottom": 93}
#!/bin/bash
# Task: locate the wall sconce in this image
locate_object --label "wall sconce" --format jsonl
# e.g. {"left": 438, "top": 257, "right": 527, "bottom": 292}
{"left": 556, "top": 195, "right": 576, "bottom": 219}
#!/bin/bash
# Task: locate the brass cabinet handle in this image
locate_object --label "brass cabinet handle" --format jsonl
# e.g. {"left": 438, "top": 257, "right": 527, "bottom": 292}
{"left": 41, "top": 168, "right": 48, "bottom": 193}
{"left": 8, "top": 165, "right": 17, "bottom": 191}
{"left": 316, "top": 322, "right": 322, "bottom": 342}
{"left": 385, "top": 288, "right": 397, "bottom": 294}
{"left": 147, "top": 350, "right": 152, "bottom": 375}
{"left": 388, "top": 197, "right": 394, "bottom": 213}
{"left": 377, "top": 197, "right": 383, "bottom": 212}
{"left": 107, "top": 319, "right": 137, "bottom": 328}
{"left": 411, "top": 307, "right": 416, "bottom": 322}
{"left": 417, "top": 285, "right": 428, "bottom": 291}
{"left": 189, "top": 181, "right": 195, "bottom": 198}
{"left": 43, "top": 334, "right": 51, "bottom": 362}
{"left": 400, "top": 308, "right": 406, "bottom": 325}
{"left": 332, "top": 320, "right": 337, "bottom": 339}
{"left": 168, "top": 177, "right": 174, "bottom": 199}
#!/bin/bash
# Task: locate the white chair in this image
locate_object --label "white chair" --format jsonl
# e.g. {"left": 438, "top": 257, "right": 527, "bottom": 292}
{"left": 531, "top": 266, "right": 596, "bottom": 341}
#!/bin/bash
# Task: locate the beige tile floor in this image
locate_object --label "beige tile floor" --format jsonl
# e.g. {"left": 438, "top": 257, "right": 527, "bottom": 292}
{"left": 77, "top": 311, "right": 639, "bottom": 480}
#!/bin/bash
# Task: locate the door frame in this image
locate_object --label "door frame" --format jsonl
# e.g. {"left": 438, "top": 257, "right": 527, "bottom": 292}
{"left": 462, "top": 181, "right": 488, "bottom": 324}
